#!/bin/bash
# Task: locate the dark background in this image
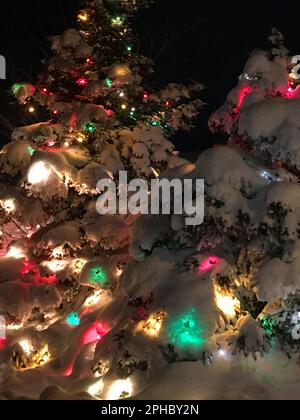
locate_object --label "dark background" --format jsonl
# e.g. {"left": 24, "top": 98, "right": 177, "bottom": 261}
{"left": 0, "top": 0, "right": 298, "bottom": 153}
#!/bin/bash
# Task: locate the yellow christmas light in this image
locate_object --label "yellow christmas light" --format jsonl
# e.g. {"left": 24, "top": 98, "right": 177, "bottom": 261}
{"left": 78, "top": 11, "right": 89, "bottom": 22}
{"left": 215, "top": 289, "right": 240, "bottom": 318}
{"left": 77, "top": 133, "right": 86, "bottom": 143}
{"left": 107, "top": 378, "right": 133, "bottom": 400}
{"left": 135, "top": 312, "right": 167, "bottom": 338}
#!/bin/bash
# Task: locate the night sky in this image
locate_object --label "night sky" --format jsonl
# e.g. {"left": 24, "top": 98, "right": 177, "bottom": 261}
{"left": 0, "top": 1, "right": 298, "bottom": 153}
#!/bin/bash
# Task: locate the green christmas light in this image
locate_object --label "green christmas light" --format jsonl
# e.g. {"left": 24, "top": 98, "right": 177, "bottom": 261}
{"left": 27, "top": 146, "right": 35, "bottom": 156}
{"left": 129, "top": 107, "right": 136, "bottom": 118}
{"left": 12, "top": 83, "right": 24, "bottom": 95}
{"left": 83, "top": 122, "right": 96, "bottom": 134}
{"left": 260, "top": 316, "right": 276, "bottom": 347}
{"left": 66, "top": 312, "right": 81, "bottom": 326}
{"left": 105, "top": 78, "right": 113, "bottom": 88}
{"left": 89, "top": 266, "right": 108, "bottom": 285}
{"left": 151, "top": 121, "right": 159, "bottom": 127}
{"left": 167, "top": 308, "right": 207, "bottom": 348}
{"left": 126, "top": 45, "right": 132, "bottom": 52}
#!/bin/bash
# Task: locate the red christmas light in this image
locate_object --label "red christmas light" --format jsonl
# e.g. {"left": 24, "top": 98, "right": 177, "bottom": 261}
{"left": 0, "top": 338, "right": 6, "bottom": 350}
{"left": 45, "top": 139, "right": 56, "bottom": 147}
{"left": 20, "top": 260, "right": 58, "bottom": 285}
{"left": 86, "top": 57, "right": 94, "bottom": 65}
{"left": 105, "top": 109, "right": 114, "bottom": 117}
{"left": 76, "top": 77, "right": 89, "bottom": 87}
{"left": 41, "top": 87, "right": 49, "bottom": 94}
{"left": 143, "top": 93, "right": 150, "bottom": 100}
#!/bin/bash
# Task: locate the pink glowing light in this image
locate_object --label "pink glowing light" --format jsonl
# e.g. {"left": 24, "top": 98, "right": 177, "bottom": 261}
{"left": 45, "top": 139, "right": 56, "bottom": 147}
{"left": 199, "top": 256, "right": 221, "bottom": 273}
{"left": 86, "top": 57, "right": 94, "bottom": 65}
{"left": 81, "top": 322, "right": 110, "bottom": 345}
{"left": 39, "top": 274, "right": 58, "bottom": 285}
{"left": 20, "top": 261, "right": 37, "bottom": 276}
{"left": 234, "top": 86, "right": 253, "bottom": 113}
{"left": 63, "top": 365, "right": 74, "bottom": 377}
{"left": 287, "top": 85, "right": 300, "bottom": 98}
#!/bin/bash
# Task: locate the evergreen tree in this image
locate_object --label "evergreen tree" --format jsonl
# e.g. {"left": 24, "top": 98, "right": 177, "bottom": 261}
{"left": 0, "top": 0, "right": 202, "bottom": 399}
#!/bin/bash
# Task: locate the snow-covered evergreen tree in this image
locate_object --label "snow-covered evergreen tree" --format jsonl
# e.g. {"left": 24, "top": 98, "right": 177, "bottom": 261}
{"left": 99, "top": 31, "right": 300, "bottom": 399}
{"left": 0, "top": 0, "right": 203, "bottom": 400}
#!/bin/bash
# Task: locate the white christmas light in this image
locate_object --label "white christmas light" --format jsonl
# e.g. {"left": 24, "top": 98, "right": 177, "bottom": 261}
{"left": 19, "top": 339, "right": 32, "bottom": 355}
{"left": 27, "top": 161, "right": 51, "bottom": 185}
{"left": 107, "top": 378, "right": 133, "bottom": 400}
{"left": 6, "top": 246, "right": 26, "bottom": 259}
{"left": 2, "top": 199, "right": 16, "bottom": 213}
{"left": 83, "top": 290, "right": 102, "bottom": 307}
{"left": 51, "top": 246, "right": 64, "bottom": 258}
{"left": 115, "top": 268, "right": 123, "bottom": 277}
{"left": 42, "top": 260, "right": 67, "bottom": 273}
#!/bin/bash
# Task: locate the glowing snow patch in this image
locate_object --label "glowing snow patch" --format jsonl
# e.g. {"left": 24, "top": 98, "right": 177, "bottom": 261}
{"left": 167, "top": 308, "right": 207, "bottom": 348}
{"left": 215, "top": 290, "right": 240, "bottom": 318}
{"left": 107, "top": 379, "right": 133, "bottom": 400}
{"left": 27, "top": 161, "right": 51, "bottom": 184}
{"left": 199, "top": 256, "right": 220, "bottom": 273}
{"left": 87, "top": 379, "right": 104, "bottom": 396}
{"left": 43, "top": 260, "right": 67, "bottom": 273}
